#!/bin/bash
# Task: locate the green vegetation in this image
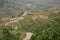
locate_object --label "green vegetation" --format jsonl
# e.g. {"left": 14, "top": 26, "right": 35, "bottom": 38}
{"left": 0, "top": 4, "right": 60, "bottom": 40}
{"left": 30, "top": 10, "right": 60, "bottom": 40}
{"left": 0, "top": 26, "right": 22, "bottom": 40}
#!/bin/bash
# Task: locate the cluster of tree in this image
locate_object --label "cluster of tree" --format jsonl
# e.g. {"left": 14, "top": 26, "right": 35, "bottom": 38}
{"left": 30, "top": 13, "right": 60, "bottom": 40}
{"left": 0, "top": 26, "right": 22, "bottom": 40}
{"left": 18, "top": 9, "right": 60, "bottom": 40}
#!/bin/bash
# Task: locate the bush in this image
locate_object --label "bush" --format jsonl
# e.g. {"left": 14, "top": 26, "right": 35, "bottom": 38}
{"left": 0, "top": 26, "right": 22, "bottom": 40}
{"left": 30, "top": 17, "right": 60, "bottom": 40}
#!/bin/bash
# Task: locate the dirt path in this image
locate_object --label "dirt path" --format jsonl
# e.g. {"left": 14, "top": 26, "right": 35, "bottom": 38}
{"left": 4, "top": 12, "right": 33, "bottom": 40}
{"left": 5, "top": 17, "right": 24, "bottom": 25}
{"left": 5, "top": 12, "right": 27, "bottom": 25}
{"left": 23, "top": 32, "right": 33, "bottom": 40}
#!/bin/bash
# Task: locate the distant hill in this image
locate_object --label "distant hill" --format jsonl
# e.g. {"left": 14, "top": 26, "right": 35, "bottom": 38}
{"left": 0, "top": 0, "right": 60, "bottom": 19}
{"left": 0, "top": 0, "right": 4, "bottom": 7}
{"left": 4, "top": 0, "right": 60, "bottom": 10}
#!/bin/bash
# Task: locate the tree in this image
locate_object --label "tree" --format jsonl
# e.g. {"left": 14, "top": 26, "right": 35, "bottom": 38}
{"left": 0, "top": 26, "right": 22, "bottom": 40}
{"left": 30, "top": 17, "right": 60, "bottom": 40}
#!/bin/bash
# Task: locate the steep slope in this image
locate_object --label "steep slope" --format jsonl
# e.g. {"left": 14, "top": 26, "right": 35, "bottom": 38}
{"left": 0, "top": 7, "right": 60, "bottom": 40}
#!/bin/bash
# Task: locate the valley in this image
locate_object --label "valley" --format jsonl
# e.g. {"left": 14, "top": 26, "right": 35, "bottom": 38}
{"left": 0, "top": 0, "right": 60, "bottom": 40}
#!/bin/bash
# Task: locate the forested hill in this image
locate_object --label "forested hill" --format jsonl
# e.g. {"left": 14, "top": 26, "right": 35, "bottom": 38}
{"left": 0, "top": 7, "right": 60, "bottom": 40}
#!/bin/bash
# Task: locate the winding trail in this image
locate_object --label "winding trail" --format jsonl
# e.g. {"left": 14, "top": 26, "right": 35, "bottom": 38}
{"left": 4, "top": 12, "right": 33, "bottom": 40}
{"left": 23, "top": 32, "right": 33, "bottom": 40}
{"left": 5, "top": 12, "right": 27, "bottom": 25}
{"left": 5, "top": 17, "right": 24, "bottom": 25}
{"left": 4, "top": 11, "right": 47, "bottom": 40}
